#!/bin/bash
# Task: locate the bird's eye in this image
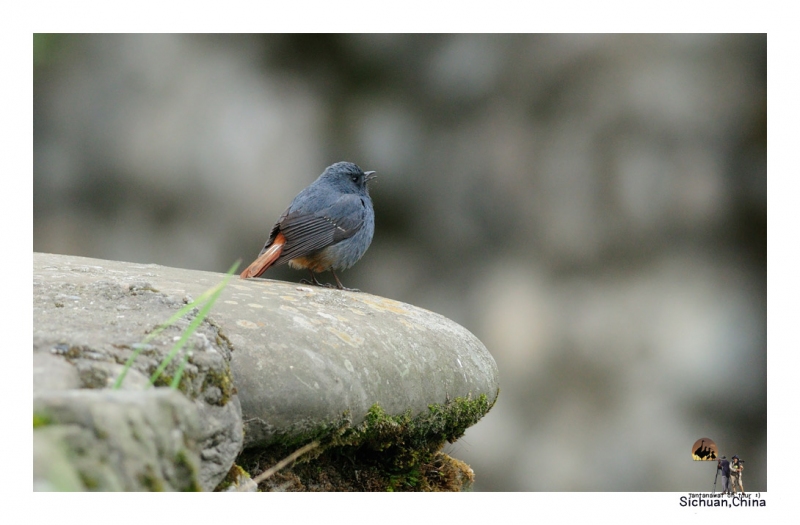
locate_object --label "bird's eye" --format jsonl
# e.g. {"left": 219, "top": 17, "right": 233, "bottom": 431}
{"left": 352, "top": 176, "right": 358, "bottom": 182}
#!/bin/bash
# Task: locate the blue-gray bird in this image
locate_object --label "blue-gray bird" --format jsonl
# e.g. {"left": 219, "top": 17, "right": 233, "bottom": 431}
{"left": 240, "top": 162, "right": 376, "bottom": 291}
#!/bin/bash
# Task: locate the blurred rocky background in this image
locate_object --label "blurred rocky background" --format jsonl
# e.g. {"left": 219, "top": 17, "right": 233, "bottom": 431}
{"left": 33, "top": 34, "right": 766, "bottom": 491}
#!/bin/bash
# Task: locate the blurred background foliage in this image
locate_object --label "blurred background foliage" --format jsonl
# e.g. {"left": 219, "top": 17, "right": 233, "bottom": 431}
{"left": 33, "top": 34, "right": 766, "bottom": 491}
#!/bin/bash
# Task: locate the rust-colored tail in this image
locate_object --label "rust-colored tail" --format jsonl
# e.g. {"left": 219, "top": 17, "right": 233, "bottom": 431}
{"left": 240, "top": 232, "right": 286, "bottom": 279}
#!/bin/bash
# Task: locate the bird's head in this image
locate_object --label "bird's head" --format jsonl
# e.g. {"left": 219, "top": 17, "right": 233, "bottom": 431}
{"left": 322, "top": 162, "right": 377, "bottom": 195}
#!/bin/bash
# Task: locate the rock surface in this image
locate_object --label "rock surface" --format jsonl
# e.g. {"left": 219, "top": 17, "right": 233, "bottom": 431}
{"left": 34, "top": 389, "right": 204, "bottom": 491}
{"left": 32, "top": 253, "right": 499, "bottom": 490}
{"left": 228, "top": 276, "right": 499, "bottom": 448}
{"left": 33, "top": 253, "right": 244, "bottom": 490}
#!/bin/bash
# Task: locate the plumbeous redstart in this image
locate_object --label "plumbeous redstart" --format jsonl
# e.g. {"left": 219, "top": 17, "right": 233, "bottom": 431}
{"left": 240, "top": 162, "right": 376, "bottom": 291}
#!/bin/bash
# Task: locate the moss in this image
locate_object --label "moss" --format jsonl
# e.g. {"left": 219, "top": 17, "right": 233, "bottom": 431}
{"left": 214, "top": 463, "right": 251, "bottom": 491}
{"left": 362, "top": 392, "right": 490, "bottom": 445}
{"left": 238, "top": 392, "right": 494, "bottom": 492}
{"left": 152, "top": 370, "right": 188, "bottom": 393}
{"left": 79, "top": 471, "right": 100, "bottom": 490}
{"left": 201, "top": 364, "right": 236, "bottom": 406}
{"left": 128, "top": 283, "right": 160, "bottom": 294}
{"left": 63, "top": 344, "right": 86, "bottom": 359}
{"left": 137, "top": 465, "right": 165, "bottom": 492}
{"left": 174, "top": 449, "right": 202, "bottom": 492}
{"left": 205, "top": 315, "right": 235, "bottom": 354}
{"left": 33, "top": 411, "right": 53, "bottom": 428}
{"left": 149, "top": 351, "right": 235, "bottom": 407}
{"left": 151, "top": 363, "right": 196, "bottom": 397}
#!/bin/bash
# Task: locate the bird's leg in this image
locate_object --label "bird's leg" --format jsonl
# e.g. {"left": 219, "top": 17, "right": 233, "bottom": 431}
{"left": 331, "top": 269, "right": 360, "bottom": 292}
{"left": 300, "top": 270, "right": 336, "bottom": 288}
{"left": 300, "top": 271, "right": 324, "bottom": 287}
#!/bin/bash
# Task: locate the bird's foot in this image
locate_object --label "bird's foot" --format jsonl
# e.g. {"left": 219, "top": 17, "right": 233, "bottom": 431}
{"left": 300, "top": 273, "right": 340, "bottom": 289}
{"left": 330, "top": 269, "right": 360, "bottom": 292}
{"left": 299, "top": 278, "right": 336, "bottom": 288}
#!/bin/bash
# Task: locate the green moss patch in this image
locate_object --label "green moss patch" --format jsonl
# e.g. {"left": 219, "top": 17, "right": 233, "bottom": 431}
{"left": 238, "top": 392, "right": 494, "bottom": 491}
{"left": 33, "top": 411, "right": 53, "bottom": 428}
{"left": 214, "top": 463, "right": 252, "bottom": 491}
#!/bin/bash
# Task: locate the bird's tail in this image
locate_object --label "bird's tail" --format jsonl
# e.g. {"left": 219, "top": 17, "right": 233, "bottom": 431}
{"left": 240, "top": 233, "right": 286, "bottom": 279}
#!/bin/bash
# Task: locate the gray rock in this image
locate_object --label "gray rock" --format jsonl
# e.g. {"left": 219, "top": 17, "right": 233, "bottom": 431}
{"left": 33, "top": 429, "right": 85, "bottom": 491}
{"left": 32, "top": 253, "right": 499, "bottom": 489}
{"left": 33, "top": 253, "right": 244, "bottom": 490}
{"left": 34, "top": 389, "right": 203, "bottom": 491}
{"left": 228, "top": 281, "right": 500, "bottom": 448}
{"left": 33, "top": 352, "right": 81, "bottom": 392}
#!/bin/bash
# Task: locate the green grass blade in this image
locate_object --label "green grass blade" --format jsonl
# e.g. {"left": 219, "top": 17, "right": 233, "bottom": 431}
{"left": 148, "top": 285, "right": 221, "bottom": 386}
{"left": 170, "top": 348, "right": 193, "bottom": 389}
{"left": 148, "top": 261, "right": 240, "bottom": 387}
{"left": 112, "top": 288, "right": 220, "bottom": 390}
{"left": 112, "top": 260, "right": 240, "bottom": 390}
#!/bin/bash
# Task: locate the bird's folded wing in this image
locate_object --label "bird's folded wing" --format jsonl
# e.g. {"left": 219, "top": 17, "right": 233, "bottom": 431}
{"left": 276, "top": 194, "right": 367, "bottom": 263}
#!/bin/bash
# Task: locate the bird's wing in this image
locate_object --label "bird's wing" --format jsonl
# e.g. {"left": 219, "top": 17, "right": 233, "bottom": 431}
{"left": 275, "top": 194, "right": 368, "bottom": 263}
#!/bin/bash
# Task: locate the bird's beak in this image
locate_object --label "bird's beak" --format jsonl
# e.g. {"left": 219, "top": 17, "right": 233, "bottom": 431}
{"left": 364, "top": 171, "right": 377, "bottom": 183}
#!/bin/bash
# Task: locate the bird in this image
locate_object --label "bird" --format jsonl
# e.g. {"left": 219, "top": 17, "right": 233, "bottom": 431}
{"left": 240, "top": 162, "right": 376, "bottom": 291}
